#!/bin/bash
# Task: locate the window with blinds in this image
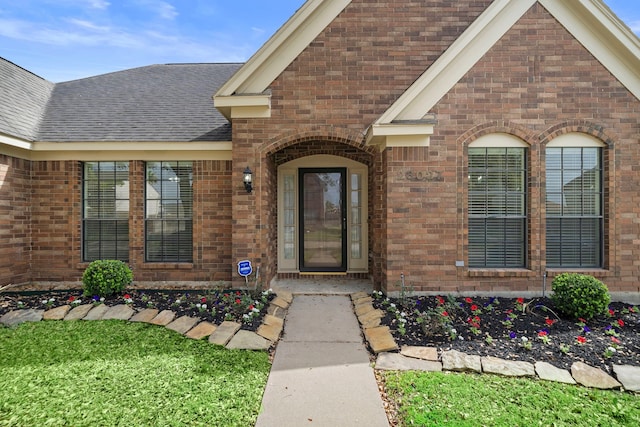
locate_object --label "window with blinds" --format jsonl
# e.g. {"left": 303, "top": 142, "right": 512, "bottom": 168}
{"left": 546, "top": 147, "right": 602, "bottom": 268}
{"left": 468, "top": 147, "right": 527, "bottom": 268}
{"left": 82, "top": 162, "right": 130, "bottom": 261}
{"left": 145, "top": 161, "right": 193, "bottom": 262}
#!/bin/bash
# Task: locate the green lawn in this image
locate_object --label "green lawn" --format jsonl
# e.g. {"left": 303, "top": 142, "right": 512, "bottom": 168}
{"left": 384, "top": 371, "right": 640, "bottom": 427}
{"left": 0, "top": 321, "right": 271, "bottom": 426}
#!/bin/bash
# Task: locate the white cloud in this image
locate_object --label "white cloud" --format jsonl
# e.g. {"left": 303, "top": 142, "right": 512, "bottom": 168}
{"left": 66, "top": 18, "right": 110, "bottom": 32}
{"left": 87, "top": 0, "right": 110, "bottom": 9}
{"left": 157, "top": 2, "right": 178, "bottom": 20}
{"left": 628, "top": 20, "right": 640, "bottom": 36}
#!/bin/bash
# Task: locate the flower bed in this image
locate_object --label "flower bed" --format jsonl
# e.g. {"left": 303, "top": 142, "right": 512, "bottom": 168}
{"left": 373, "top": 292, "right": 640, "bottom": 372}
{"left": 0, "top": 289, "right": 275, "bottom": 332}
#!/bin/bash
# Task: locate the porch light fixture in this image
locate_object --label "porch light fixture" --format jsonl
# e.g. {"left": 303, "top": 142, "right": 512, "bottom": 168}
{"left": 243, "top": 166, "right": 253, "bottom": 193}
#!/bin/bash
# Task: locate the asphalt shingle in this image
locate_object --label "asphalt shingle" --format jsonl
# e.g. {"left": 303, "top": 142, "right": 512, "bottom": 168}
{"left": 37, "top": 63, "right": 241, "bottom": 142}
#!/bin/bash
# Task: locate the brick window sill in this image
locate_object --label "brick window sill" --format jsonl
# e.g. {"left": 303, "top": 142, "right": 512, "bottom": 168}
{"left": 467, "top": 269, "right": 536, "bottom": 278}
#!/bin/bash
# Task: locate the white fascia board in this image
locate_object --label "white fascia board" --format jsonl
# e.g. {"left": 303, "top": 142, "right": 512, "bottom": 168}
{"left": 215, "top": 0, "right": 351, "bottom": 97}
{"left": 365, "top": 122, "right": 435, "bottom": 151}
{"left": 0, "top": 133, "right": 34, "bottom": 150}
{"left": 376, "top": 0, "right": 536, "bottom": 123}
{"left": 539, "top": 0, "right": 640, "bottom": 101}
{"left": 2, "top": 140, "right": 232, "bottom": 161}
{"left": 214, "top": 94, "right": 271, "bottom": 119}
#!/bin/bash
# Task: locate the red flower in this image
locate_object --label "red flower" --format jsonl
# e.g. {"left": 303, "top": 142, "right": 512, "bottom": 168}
{"left": 123, "top": 294, "right": 131, "bottom": 300}
{"left": 236, "top": 291, "right": 241, "bottom": 296}
{"left": 235, "top": 299, "right": 241, "bottom": 304}
{"left": 248, "top": 305, "right": 254, "bottom": 311}
{"left": 436, "top": 296, "right": 445, "bottom": 305}
{"left": 576, "top": 336, "right": 587, "bottom": 344}
{"left": 618, "top": 319, "right": 625, "bottom": 327}
{"left": 578, "top": 318, "right": 586, "bottom": 323}
{"left": 471, "top": 304, "right": 479, "bottom": 311}
{"left": 609, "top": 309, "right": 615, "bottom": 316}
{"left": 465, "top": 297, "right": 473, "bottom": 304}
{"left": 441, "top": 311, "right": 449, "bottom": 317}
{"left": 611, "top": 336, "right": 621, "bottom": 344}
{"left": 545, "top": 318, "right": 556, "bottom": 326}
{"left": 201, "top": 297, "right": 207, "bottom": 303}
{"left": 629, "top": 307, "right": 636, "bottom": 313}
{"left": 516, "top": 298, "right": 524, "bottom": 304}
{"left": 68, "top": 296, "right": 76, "bottom": 302}
{"left": 537, "top": 330, "right": 548, "bottom": 337}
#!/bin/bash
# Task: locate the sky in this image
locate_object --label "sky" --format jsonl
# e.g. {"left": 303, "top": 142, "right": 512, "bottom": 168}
{"left": 0, "top": 0, "right": 638, "bottom": 83}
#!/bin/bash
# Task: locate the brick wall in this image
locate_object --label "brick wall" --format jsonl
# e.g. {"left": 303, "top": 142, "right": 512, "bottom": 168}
{"left": 234, "top": 1, "right": 640, "bottom": 295}
{"left": 0, "top": 155, "right": 31, "bottom": 286}
{"left": 17, "top": 160, "right": 233, "bottom": 288}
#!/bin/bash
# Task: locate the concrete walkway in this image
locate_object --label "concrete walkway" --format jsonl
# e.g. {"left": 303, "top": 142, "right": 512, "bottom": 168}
{"left": 256, "top": 294, "right": 389, "bottom": 427}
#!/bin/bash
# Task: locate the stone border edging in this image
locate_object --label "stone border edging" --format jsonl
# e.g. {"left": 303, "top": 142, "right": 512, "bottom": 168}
{"left": 0, "top": 291, "right": 293, "bottom": 351}
{"left": 350, "top": 292, "right": 640, "bottom": 393}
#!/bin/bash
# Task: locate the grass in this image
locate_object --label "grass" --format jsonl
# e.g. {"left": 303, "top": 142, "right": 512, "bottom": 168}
{"left": 384, "top": 371, "right": 640, "bottom": 427}
{"left": 0, "top": 320, "right": 271, "bottom": 426}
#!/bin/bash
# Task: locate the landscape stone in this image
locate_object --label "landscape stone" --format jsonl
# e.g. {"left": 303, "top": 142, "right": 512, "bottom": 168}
{"left": 571, "top": 362, "right": 621, "bottom": 389}
{"left": 129, "top": 308, "right": 159, "bottom": 323}
{"left": 166, "top": 316, "right": 200, "bottom": 335}
{"left": 401, "top": 346, "right": 439, "bottom": 361}
{"left": 351, "top": 292, "right": 369, "bottom": 301}
{"left": 277, "top": 291, "right": 293, "bottom": 304}
{"left": 0, "top": 309, "right": 44, "bottom": 326}
{"left": 535, "top": 362, "right": 576, "bottom": 384}
{"left": 209, "top": 321, "right": 241, "bottom": 346}
{"left": 353, "top": 296, "right": 373, "bottom": 307}
{"left": 102, "top": 304, "right": 135, "bottom": 321}
{"left": 355, "top": 302, "right": 375, "bottom": 317}
{"left": 149, "top": 310, "right": 176, "bottom": 326}
{"left": 364, "top": 326, "right": 398, "bottom": 354}
{"left": 226, "top": 330, "right": 271, "bottom": 350}
{"left": 271, "top": 297, "right": 290, "bottom": 310}
{"left": 376, "top": 352, "right": 442, "bottom": 372}
{"left": 82, "top": 304, "right": 110, "bottom": 320}
{"left": 257, "top": 323, "right": 283, "bottom": 342}
{"left": 267, "top": 304, "right": 287, "bottom": 319}
{"left": 613, "top": 365, "right": 640, "bottom": 392}
{"left": 361, "top": 317, "right": 382, "bottom": 329}
{"left": 481, "top": 356, "right": 535, "bottom": 377}
{"left": 262, "top": 314, "right": 284, "bottom": 328}
{"left": 185, "top": 322, "right": 217, "bottom": 340}
{"left": 441, "top": 350, "right": 482, "bottom": 373}
{"left": 64, "top": 304, "right": 93, "bottom": 320}
{"left": 359, "top": 309, "right": 384, "bottom": 324}
{"left": 43, "top": 305, "right": 70, "bottom": 320}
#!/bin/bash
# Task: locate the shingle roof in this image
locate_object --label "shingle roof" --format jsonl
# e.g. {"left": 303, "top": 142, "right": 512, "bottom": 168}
{"left": 37, "top": 63, "right": 242, "bottom": 142}
{"left": 0, "top": 58, "right": 54, "bottom": 141}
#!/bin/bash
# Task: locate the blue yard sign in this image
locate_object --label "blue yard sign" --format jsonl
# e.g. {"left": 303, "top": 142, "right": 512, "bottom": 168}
{"left": 237, "top": 260, "right": 253, "bottom": 277}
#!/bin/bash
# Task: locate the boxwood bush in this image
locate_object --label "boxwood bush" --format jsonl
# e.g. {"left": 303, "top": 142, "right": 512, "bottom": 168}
{"left": 550, "top": 273, "right": 610, "bottom": 320}
{"left": 82, "top": 260, "right": 133, "bottom": 298}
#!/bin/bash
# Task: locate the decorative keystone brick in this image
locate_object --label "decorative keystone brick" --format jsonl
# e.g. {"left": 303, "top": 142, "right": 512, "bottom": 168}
{"left": 271, "top": 296, "right": 290, "bottom": 310}
{"left": 359, "top": 309, "right": 384, "bottom": 324}
{"left": 401, "top": 346, "right": 439, "bottom": 361}
{"left": 353, "top": 296, "right": 373, "bottom": 307}
{"left": 482, "top": 356, "right": 535, "bottom": 377}
{"left": 262, "top": 314, "right": 284, "bottom": 328}
{"left": 226, "top": 330, "right": 271, "bottom": 350}
{"left": 355, "top": 303, "right": 375, "bottom": 317}
{"left": 351, "top": 292, "right": 369, "bottom": 301}
{"left": 571, "top": 362, "right": 621, "bottom": 389}
{"left": 277, "top": 291, "right": 293, "bottom": 304}
{"left": 267, "top": 304, "right": 287, "bottom": 319}
{"left": 376, "top": 352, "right": 442, "bottom": 372}
{"left": 535, "top": 362, "right": 576, "bottom": 385}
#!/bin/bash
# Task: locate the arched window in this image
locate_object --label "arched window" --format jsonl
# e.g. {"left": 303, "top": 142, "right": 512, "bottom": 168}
{"left": 468, "top": 134, "right": 528, "bottom": 268}
{"left": 546, "top": 134, "right": 605, "bottom": 268}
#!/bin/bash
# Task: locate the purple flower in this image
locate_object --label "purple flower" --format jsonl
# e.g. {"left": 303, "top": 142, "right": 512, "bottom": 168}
{"left": 92, "top": 295, "right": 100, "bottom": 302}
{"left": 509, "top": 331, "right": 517, "bottom": 339}
{"left": 583, "top": 326, "right": 591, "bottom": 333}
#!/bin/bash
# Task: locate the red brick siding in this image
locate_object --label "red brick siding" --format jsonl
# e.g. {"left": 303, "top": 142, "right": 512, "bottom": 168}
{"left": 0, "top": 155, "right": 31, "bottom": 285}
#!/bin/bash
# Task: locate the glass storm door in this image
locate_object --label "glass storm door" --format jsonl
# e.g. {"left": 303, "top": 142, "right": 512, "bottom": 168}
{"left": 299, "top": 168, "right": 347, "bottom": 272}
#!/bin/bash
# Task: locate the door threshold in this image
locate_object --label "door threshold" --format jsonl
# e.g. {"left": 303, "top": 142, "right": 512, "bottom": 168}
{"left": 299, "top": 272, "right": 347, "bottom": 276}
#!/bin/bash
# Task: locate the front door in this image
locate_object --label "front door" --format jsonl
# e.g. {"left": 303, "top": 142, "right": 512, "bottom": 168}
{"left": 299, "top": 168, "right": 347, "bottom": 272}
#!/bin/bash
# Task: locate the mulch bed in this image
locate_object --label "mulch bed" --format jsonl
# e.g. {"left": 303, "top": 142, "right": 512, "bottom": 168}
{"left": 373, "top": 293, "right": 640, "bottom": 373}
{"left": 0, "top": 289, "right": 275, "bottom": 333}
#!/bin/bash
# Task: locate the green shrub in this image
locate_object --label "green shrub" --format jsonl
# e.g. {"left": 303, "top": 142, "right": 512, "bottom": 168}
{"left": 82, "top": 260, "right": 133, "bottom": 298}
{"left": 550, "top": 273, "right": 610, "bottom": 320}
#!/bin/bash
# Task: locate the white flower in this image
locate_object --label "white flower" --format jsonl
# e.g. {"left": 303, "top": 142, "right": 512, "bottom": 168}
{"left": 400, "top": 311, "right": 407, "bottom": 317}
{"left": 252, "top": 307, "right": 260, "bottom": 313}
{"left": 175, "top": 299, "right": 181, "bottom": 304}
{"left": 390, "top": 303, "right": 396, "bottom": 308}
{"left": 100, "top": 297, "right": 105, "bottom": 302}
{"left": 42, "top": 300, "right": 49, "bottom": 304}
{"left": 458, "top": 336, "right": 465, "bottom": 341}
{"left": 451, "top": 328, "right": 457, "bottom": 334}
{"left": 607, "top": 346, "right": 617, "bottom": 353}
{"left": 521, "top": 337, "right": 529, "bottom": 343}
{"left": 202, "top": 304, "right": 207, "bottom": 309}
{"left": 196, "top": 303, "right": 201, "bottom": 309}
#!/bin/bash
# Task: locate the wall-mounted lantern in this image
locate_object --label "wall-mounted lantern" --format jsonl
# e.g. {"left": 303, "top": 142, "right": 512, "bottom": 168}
{"left": 243, "top": 166, "right": 253, "bottom": 193}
